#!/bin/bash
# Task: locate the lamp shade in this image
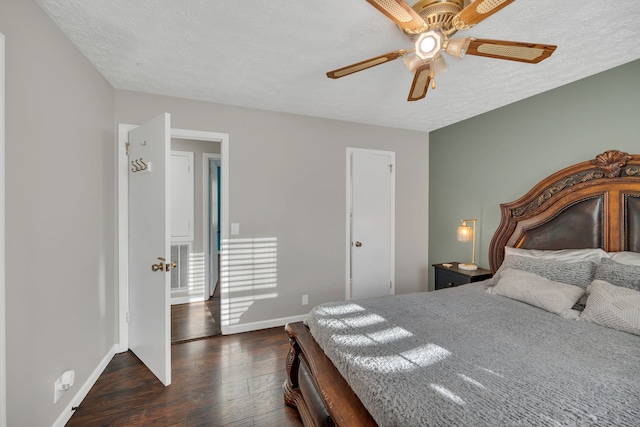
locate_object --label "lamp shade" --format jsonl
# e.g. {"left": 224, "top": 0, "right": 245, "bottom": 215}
{"left": 457, "top": 223, "right": 473, "bottom": 242}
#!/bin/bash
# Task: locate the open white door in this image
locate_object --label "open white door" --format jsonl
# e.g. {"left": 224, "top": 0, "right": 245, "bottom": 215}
{"left": 128, "top": 113, "right": 171, "bottom": 386}
{"left": 349, "top": 148, "right": 395, "bottom": 300}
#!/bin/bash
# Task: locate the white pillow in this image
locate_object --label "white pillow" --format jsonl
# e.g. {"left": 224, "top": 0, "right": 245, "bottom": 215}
{"left": 581, "top": 279, "right": 640, "bottom": 336}
{"left": 488, "top": 268, "right": 585, "bottom": 319}
{"left": 505, "top": 247, "right": 609, "bottom": 264}
{"left": 609, "top": 251, "right": 640, "bottom": 266}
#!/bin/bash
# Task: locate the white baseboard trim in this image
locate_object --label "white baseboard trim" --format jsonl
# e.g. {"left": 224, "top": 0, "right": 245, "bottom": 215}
{"left": 51, "top": 344, "right": 117, "bottom": 427}
{"left": 115, "top": 341, "right": 128, "bottom": 354}
{"left": 170, "top": 295, "right": 205, "bottom": 305}
{"left": 223, "top": 314, "right": 308, "bottom": 335}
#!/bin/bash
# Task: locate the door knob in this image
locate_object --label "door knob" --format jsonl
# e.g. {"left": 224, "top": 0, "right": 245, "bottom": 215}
{"left": 355, "top": 241, "right": 362, "bottom": 247}
{"left": 152, "top": 257, "right": 171, "bottom": 272}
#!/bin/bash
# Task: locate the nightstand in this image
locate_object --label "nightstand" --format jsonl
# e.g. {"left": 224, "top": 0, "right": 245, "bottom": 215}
{"left": 433, "top": 262, "right": 492, "bottom": 290}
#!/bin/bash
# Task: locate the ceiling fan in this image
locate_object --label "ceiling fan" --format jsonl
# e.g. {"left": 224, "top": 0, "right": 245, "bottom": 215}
{"left": 326, "top": 0, "right": 557, "bottom": 101}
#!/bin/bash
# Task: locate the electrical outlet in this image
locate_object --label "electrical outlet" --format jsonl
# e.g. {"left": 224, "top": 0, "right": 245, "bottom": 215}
{"left": 54, "top": 370, "right": 75, "bottom": 404}
{"left": 302, "top": 294, "right": 308, "bottom": 305}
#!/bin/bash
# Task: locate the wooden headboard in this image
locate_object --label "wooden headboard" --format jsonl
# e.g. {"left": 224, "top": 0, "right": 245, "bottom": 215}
{"left": 489, "top": 150, "right": 640, "bottom": 273}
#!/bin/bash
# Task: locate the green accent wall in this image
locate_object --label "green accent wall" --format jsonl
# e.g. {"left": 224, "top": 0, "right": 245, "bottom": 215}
{"left": 428, "top": 59, "right": 640, "bottom": 290}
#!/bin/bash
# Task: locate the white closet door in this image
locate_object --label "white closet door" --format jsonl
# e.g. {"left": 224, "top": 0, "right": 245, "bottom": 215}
{"left": 349, "top": 148, "right": 395, "bottom": 300}
{"left": 170, "top": 151, "right": 194, "bottom": 241}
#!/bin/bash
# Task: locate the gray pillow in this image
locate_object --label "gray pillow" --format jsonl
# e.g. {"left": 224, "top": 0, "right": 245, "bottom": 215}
{"left": 593, "top": 258, "right": 640, "bottom": 290}
{"left": 486, "top": 255, "right": 597, "bottom": 289}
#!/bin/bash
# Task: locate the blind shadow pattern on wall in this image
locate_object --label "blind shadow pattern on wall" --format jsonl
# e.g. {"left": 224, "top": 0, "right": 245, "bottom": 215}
{"left": 220, "top": 237, "right": 278, "bottom": 325}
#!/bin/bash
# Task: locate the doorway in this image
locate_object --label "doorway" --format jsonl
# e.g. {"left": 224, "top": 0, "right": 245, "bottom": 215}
{"left": 346, "top": 148, "right": 395, "bottom": 300}
{"left": 168, "top": 139, "right": 222, "bottom": 343}
{"left": 118, "top": 125, "right": 230, "bottom": 356}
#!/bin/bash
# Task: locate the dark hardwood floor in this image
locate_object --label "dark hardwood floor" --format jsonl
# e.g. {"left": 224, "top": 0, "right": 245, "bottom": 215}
{"left": 66, "top": 327, "right": 303, "bottom": 427}
{"left": 171, "top": 297, "right": 221, "bottom": 343}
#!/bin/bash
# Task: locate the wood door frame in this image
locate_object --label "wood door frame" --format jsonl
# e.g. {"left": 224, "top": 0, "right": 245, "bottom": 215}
{"left": 203, "top": 153, "right": 221, "bottom": 300}
{"left": 0, "top": 32, "right": 7, "bottom": 427}
{"left": 117, "top": 126, "right": 229, "bottom": 351}
{"left": 345, "top": 147, "right": 395, "bottom": 300}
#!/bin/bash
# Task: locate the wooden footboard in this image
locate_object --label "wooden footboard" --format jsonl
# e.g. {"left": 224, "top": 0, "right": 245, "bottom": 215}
{"left": 283, "top": 322, "right": 377, "bottom": 427}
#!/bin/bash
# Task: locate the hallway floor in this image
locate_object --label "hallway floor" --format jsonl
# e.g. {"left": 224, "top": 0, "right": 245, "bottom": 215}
{"left": 171, "top": 296, "right": 221, "bottom": 343}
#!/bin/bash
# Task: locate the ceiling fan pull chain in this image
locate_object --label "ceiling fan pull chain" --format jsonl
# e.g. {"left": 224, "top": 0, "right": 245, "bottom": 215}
{"left": 430, "top": 68, "right": 436, "bottom": 89}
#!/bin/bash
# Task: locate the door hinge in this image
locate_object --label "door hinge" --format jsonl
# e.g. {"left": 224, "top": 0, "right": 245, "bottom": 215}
{"left": 125, "top": 142, "right": 130, "bottom": 157}
{"left": 390, "top": 281, "right": 392, "bottom": 289}
{"left": 389, "top": 164, "right": 393, "bottom": 173}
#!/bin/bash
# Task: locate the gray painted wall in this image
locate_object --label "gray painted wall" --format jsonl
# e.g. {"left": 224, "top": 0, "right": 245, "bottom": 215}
{"left": 1, "top": 0, "right": 117, "bottom": 425}
{"left": 429, "top": 59, "right": 640, "bottom": 290}
{"left": 116, "top": 90, "right": 430, "bottom": 324}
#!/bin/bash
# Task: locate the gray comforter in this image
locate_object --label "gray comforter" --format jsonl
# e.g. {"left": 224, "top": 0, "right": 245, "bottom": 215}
{"left": 306, "top": 282, "right": 640, "bottom": 426}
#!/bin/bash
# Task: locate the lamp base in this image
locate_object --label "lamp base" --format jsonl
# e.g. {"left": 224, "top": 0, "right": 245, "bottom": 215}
{"left": 458, "top": 263, "right": 478, "bottom": 271}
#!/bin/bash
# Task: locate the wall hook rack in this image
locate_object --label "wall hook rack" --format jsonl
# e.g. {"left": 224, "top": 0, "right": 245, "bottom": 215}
{"left": 131, "top": 158, "right": 151, "bottom": 173}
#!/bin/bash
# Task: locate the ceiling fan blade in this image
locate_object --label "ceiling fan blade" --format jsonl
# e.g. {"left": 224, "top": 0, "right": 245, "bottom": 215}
{"left": 326, "top": 50, "right": 410, "bottom": 79}
{"left": 466, "top": 38, "right": 557, "bottom": 63}
{"left": 366, "top": 0, "right": 427, "bottom": 32}
{"left": 407, "top": 62, "right": 431, "bottom": 101}
{"left": 454, "top": 0, "right": 515, "bottom": 29}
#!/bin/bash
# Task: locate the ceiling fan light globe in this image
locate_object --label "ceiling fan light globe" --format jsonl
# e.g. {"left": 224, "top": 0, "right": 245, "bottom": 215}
{"left": 431, "top": 54, "right": 448, "bottom": 75}
{"left": 403, "top": 54, "right": 423, "bottom": 73}
{"left": 444, "top": 37, "right": 472, "bottom": 59}
{"left": 420, "top": 37, "right": 436, "bottom": 53}
{"left": 415, "top": 31, "right": 443, "bottom": 60}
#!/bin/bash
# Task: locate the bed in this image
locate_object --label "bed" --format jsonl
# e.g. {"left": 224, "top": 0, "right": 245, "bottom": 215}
{"left": 283, "top": 149, "right": 640, "bottom": 427}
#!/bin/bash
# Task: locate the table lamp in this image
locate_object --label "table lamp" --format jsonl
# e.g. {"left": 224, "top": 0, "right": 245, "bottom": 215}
{"left": 457, "top": 219, "right": 478, "bottom": 270}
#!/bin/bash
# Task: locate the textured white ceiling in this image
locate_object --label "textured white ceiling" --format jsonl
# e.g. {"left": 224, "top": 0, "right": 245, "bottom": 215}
{"left": 36, "top": 0, "right": 640, "bottom": 132}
